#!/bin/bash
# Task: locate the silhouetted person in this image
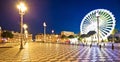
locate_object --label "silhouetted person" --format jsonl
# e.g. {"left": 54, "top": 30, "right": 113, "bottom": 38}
{"left": 97, "top": 43, "right": 99, "bottom": 46}
{"left": 103, "top": 43, "right": 105, "bottom": 47}
{"left": 90, "top": 44, "right": 92, "bottom": 48}
{"left": 99, "top": 44, "right": 101, "bottom": 48}
{"left": 86, "top": 43, "right": 87, "bottom": 46}
{"left": 83, "top": 44, "right": 85, "bottom": 47}
{"left": 112, "top": 43, "right": 114, "bottom": 50}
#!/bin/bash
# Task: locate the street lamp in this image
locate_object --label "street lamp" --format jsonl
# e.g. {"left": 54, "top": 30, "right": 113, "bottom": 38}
{"left": 52, "top": 30, "right": 54, "bottom": 34}
{"left": 0, "top": 26, "right": 1, "bottom": 39}
{"left": 0, "top": 26, "right": 1, "bottom": 30}
{"left": 23, "top": 24, "right": 28, "bottom": 30}
{"left": 96, "top": 11, "right": 100, "bottom": 46}
{"left": 43, "top": 22, "right": 47, "bottom": 42}
{"left": 17, "top": 2, "right": 27, "bottom": 49}
{"left": 51, "top": 30, "right": 54, "bottom": 42}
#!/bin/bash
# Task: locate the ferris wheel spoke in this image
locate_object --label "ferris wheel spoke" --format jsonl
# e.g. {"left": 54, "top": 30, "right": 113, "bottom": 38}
{"left": 103, "top": 27, "right": 110, "bottom": 34}
{"left": 91, "top": 12, "right": 96, "bottom": 19}
{"left": 107, "top": 24, "right": 113, "bottom": 27}
{"left": 106, "top": 16, "right": 111, "bottom": 19}
{"left": 107, "top": 19, "right": 113, "bottom": 22}
{"left": 100, "top": 28, "right": 107, "bottom": 36}
{"left": 105, "top": 28, "right": 111, "bottom": 32}
{"left": 100, "top": 33, "right": 104, "bottom": 39}
{"left": 86, "top": 17, "right": 92, "bottom": 23}
{"left": 102, "top": 16, "right": 108, "bottom": 21}
{"left": 100, "top": 31, "right": 106, "bottom": 37}
{"left": 100, "top": 25, "right": 107, "bottom": 30}
{"left": 90, "top": 14, "right": 96, "bottom": 22}
{"left": 103, "top": 13, "right": 108, "bottom": 17}
{"left": 107, "top": 22, "right": 113, "bottom": 25}
{"left": 106, "top": 27, "right": 112, "bottom": 30}
{"left": 100, "top": 26, "right": 110, "bottom": 36}
{"left": 102, "top": 12, "right": 106, "bottom": 17}
{"left": 84, "top": 19, "right": 91, "bottom": 24}
{"left": 107, "top": 20, "right": 113, "bottom": 23}
{"left": 101, "top": 30, "right": 107, "bottom": 36}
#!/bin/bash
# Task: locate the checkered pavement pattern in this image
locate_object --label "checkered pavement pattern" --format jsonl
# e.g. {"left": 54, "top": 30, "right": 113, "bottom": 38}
{"left": 0, "top": 42, "right": 120, "bottom": 62}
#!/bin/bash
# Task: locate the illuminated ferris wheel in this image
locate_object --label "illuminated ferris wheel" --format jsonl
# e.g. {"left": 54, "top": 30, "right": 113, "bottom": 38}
{"left": 80, "top": 9, "right": 116, "bottom": 40}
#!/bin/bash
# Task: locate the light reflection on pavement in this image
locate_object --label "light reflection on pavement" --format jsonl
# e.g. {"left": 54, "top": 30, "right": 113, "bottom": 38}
{"left": 0, "top": 42, "right": 120, "bottom": 62}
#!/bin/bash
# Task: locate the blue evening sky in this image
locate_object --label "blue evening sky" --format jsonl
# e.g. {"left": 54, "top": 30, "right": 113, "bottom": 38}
{"left": 0, "top": 0, "right": 120, "bottom": 36}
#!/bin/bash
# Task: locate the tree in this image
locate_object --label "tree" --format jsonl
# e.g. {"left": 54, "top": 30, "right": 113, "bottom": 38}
{"left": 111, "top": 29, "right": 118, "bottom": 42}
{"left": 87, "top": 31, "right": 96, "bottom": 46}
{"left": 68, "top": 35, "right": 74, "bottom": 38}
{"left": 1, "top": 31, "right": 13, "bottom": 39}
{"left": 80, "top": 34, "right": 88, "bottom": 38}
{"left": 107, "top": 36, "right": 112, "bottom": 41}
{"left": 87, "top": 31, "right": 96, "bottom": 37}
{"left": 61, "top": 35, "right": 67, "bottom": 39}
{"left": 87, "top": 31, "right": 96, "bottom": 41}
{"left": 80, "top": 34, "right": 88, "bottom": 43}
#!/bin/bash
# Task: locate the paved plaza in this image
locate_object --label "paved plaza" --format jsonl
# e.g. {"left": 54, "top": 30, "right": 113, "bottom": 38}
{"left": 0, "top": 42, "right": 120, "bottom": 62}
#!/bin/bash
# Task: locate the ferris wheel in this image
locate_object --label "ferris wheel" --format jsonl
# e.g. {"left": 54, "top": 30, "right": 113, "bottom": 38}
{"left": 80, "top": 9, "right": 116, "bottom": 40}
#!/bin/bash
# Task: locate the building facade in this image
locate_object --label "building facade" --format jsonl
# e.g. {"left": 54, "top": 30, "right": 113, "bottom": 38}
{"left": 6, "top": 31, "right": 33, "bottom": 43}
{"left": 35, "top": 34, "right": 59, "bottom": 43}
{"left": 61, "top": 31, "right": 74, "bottom": 36}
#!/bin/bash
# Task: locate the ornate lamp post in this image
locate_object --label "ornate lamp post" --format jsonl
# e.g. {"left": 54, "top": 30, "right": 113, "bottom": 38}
{"left": 96, "top": 11, "right": 100, "bottom": 47}
{"left": 43, "top": 22, "right": 47, "bottom": 42}
{"left": 51, "top": 30, "right": 54, "bottom": 42}
{"left": 17, "top": 2, "right": 27, "bottom": 49}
